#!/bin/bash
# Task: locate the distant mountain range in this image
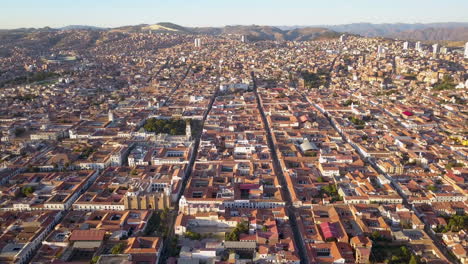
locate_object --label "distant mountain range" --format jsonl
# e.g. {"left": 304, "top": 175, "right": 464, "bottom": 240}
{"left": 59, "top": 25, "right": 106, "bottom": 30}
{"left": 283, "top": 22, "right": 468, "bottom": 41}
{"left": 2, "top": 22, "right": 468, "bottom": 42}
{"left": 108, "top": 23, "right": 341, "bottom": 41}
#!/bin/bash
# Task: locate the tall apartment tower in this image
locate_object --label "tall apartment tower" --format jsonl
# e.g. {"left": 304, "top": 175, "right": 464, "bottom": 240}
{"left": 194, "top": 38, "right": 202, "bottom": 48}
{"left": 241, "top": 35, "right": 247, "bottom": 43}
{"left": 377, "top": 45, "right": 385, "bottom": 54}
{"left": 403, "top": 41, "right": 409, "bottom": 50}
{"left": 432, "top": 44, "right": 439, "bottom": 55}
{"left": 415, "top": 41, "right": 422, "bottom": 51}
{"left": 465, "top": 42, "right": 468, "bottom": 59}
{"left": 340, "top": 34, "right": 347, "bottom": 42}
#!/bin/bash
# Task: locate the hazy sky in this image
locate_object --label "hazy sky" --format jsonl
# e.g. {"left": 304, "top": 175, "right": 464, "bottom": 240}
{"left": 2, "top": 0, "right": 468, "bottom": 29}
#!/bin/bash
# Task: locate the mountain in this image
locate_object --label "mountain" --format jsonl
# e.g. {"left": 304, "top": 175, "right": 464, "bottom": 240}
{"left": 306, "top": 22, "right": 468, "bottom": 41}
{"left": 0, "top": 23, "right": 342, "bottom": 58}
{"left": 218, "top": 25, "right": 337, "bottom": 41}
{"left": 105, "top": 23, "right": 340, "bottom": 41}
{"left": 389, "top": 27, "right": 468, "bottom": 41}
{"left": 284, "top": 27, "right": 341, "bottom": 41}
{"left": 3, "top": 22, "right": 468, "bottom": 42}
{"left": 59, "top": 25, "right": 105, "bottom": 30}
{"left": 219, "top": 25, "right": 286, "bottom": 41}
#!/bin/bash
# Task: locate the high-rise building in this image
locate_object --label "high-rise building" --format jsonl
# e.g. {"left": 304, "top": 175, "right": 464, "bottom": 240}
{"left": 340, "top": 34, "right": 347, "bottom": 42}
{"left": 377, "top": 45, "right": 385, "bottom": 54}
{"left": 241, "top": 35, "right": 247, "bottom": 43}
{"left": 194, "top": 38, "right": 202, "bottom": 48}
{"left": 415, "top": 41, "right": 422, "bottom": 51}
{"left": 432, "top": 44, "right": 439, "bottom": 55}
{"left": 465, "top": 42, "right": 468, "bottom": 59}
{"left": 403, "top": 41, "right": 409, "bottom": 50}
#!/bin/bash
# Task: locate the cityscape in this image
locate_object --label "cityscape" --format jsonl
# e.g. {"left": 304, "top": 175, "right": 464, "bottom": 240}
{"left": 0, "top": 2, "right": 468, "bottom": 264}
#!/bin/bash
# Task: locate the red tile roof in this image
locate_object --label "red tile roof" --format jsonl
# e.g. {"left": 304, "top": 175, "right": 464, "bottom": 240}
{"left": 320, "top": 222, "right": 338, "bottom": 240}
{"left": 69, "top": 229, "right": 106, "bottom": 241}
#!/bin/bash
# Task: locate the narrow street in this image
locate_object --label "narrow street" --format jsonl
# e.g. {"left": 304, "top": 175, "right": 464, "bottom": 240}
{"left": 252, "top": 71, "right": 309, "bottom": 264}
{"left": 158, "top": 71, "right": 220, "bottom": 263}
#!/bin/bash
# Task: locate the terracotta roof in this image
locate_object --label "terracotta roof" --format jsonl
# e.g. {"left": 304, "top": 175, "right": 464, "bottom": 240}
{"left": 320, "top": 222, "right": 338, "bottom": 240}
{"left": 69, "top": 229, "right": 106, "bottom": 241}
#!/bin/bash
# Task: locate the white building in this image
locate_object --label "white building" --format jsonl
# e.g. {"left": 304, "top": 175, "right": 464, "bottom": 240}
{"left": 194, "top": 38, "right": 202, "bottom": 48}
{"left": 340, "top": 34, "right": 347, "bottom": 43}
{"left": 403, "top": 41, "right": 409, "bottom": 50}
{"left": 416, "top": 41, "right": 422, "bottom": 51}
{"left": 377, "top": 45, "right": 385, "bottom": 54}
{"left": 465, "top": 42, "right": 468, "bottom": 59}
{"left": 432, "top": 43, "right": 439, "bottom": 55}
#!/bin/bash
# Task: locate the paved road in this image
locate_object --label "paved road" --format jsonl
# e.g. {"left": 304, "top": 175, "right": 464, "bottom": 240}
{"left": 252, "top": 71, "right": 310, "bottom": 264}
{"left": 158, "top": 70, "right": 220, "bottom": 264}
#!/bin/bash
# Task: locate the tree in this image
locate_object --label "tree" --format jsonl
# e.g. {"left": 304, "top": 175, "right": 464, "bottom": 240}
{"left": 400, "top": 246, "right": 410, "bottom": 259}
{"left": 143, "top": 118, "right": 186, "bottom": 135}
{"left": 433, "top": 75, "right": 455, "bottom": 91}
{"left": 184, "top": 231, "right": 202, "bottom": 240}
{"left": 370, "top": 231, "right": 381, "bottom": 241}
{"left": 442, "top": 214, "right": 468, "bottom": 232}
{"left": 225, "top": 231, "right": 239, "bottom": 241}
{"left": 14, "top": 127, "right": 25, "bottom": 137}
{"left": 111, "top": 243, "right": 125, "bottom": 254}
{"left": 21, "top": 186, "right": 35, "bottom": 197}
{"left": 167, "top": 236, "right": 181, "bottom": 257}
{"left": 225, "top": 221, "right": 249, "bottom": 241}
{"left": 91, "top": 256, "right": 100, "bottom": 264}
{"left": 261, "top": 225, "right": 268, "bottom": 232}
{"left": 161, "top": 207, "right": 169, "bottom": 220}
{"left": 409, "top": 255, "right": 418, "bottom": 264}
{"left": 144, "top": 212, "right": 161, "bottom": 235}
{"left": 317, "top": 176, "right": 325, "bottom": 183}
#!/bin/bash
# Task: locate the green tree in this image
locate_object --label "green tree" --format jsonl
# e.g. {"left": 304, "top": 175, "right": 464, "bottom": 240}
{"left": 225, "top": 221, "right": 249, "bottom": 241}
{"left": 370, "top": 231, "right": 382, "bottom": 241}
{"left": 143, "top": 118, "right": 186, "bottom": 135}
{"left": 111, "top": 243, "right": 125, "bottom": 254}
{"left": 184, "top": 231, "right": 202, "bottom": 240}
{"left": 433, "top": 75, "right": 455, "bottom": 91}
{"left": 409, "top": 255, "right": 418, "bottom": 264}
{"left": 21, "top": 186, "right": 35, "bottom": 196}
{"left": 400, "top": 246, "right": 410, "bottom": 259}
{"left": 91, "top": 256, "right": 100, "bottom": 264}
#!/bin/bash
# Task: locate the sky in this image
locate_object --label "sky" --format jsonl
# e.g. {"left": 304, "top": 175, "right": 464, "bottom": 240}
{"left": 1, "top": 0, "right": 468, "bottom": 29}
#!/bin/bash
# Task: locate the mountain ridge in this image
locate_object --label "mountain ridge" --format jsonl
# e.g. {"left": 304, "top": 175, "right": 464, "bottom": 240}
{"left": 2, "top": 22, "right": 468, "bottom": 42}
{"left": 281, "top": 22, "right": 468, "bottom": 41}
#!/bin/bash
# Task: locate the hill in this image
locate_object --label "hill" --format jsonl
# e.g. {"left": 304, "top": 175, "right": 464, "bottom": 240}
{"left": 390, "top": 27, "right": 468, "bottom": 41}
{"left": 193, "top": 25, "right": 340, "bottom": 41}
{"left": 0, "top": 23, "right": 341, "bottom": 52}
{"left": 308, "top": 22, "right": 468, "bottom": 41}
{"left": 59, "top": 25, "right": 105, "bottom": 30}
